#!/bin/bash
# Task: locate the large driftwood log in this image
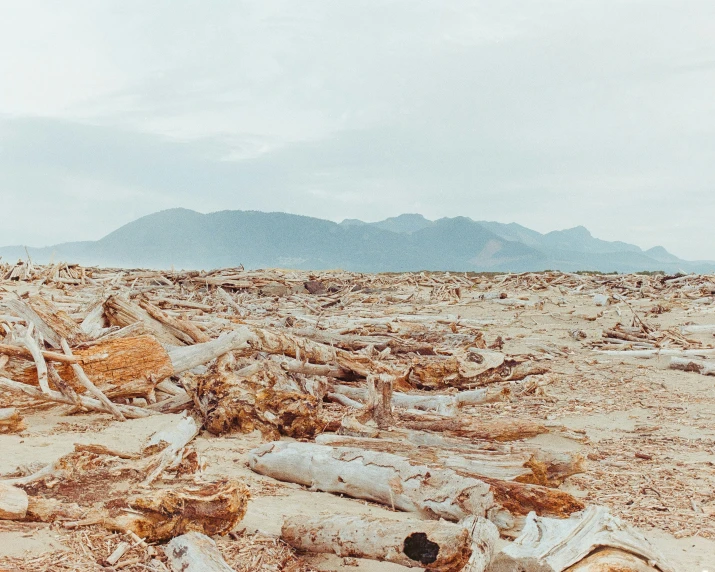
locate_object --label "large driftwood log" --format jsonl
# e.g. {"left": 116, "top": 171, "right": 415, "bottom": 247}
{"left": 11, "top": 335, "right": 174, "bottom": 398}
{"left": 248, "top": 442, "right": 583, "bottom": 535}
{"left": 315, "top": 434, "right": 583, "bottom": 487}
{"left": 565, "top": 548, "right": 660, "bottom": 571}
{"left": 164, "top": 532, "right": 234, "bottom": 572}
{"left": 282, "top": 514, "right": 478, "bottom": 571}
{"left": 0, "top": 483, "right": 28, "bottom": 519}
{"left": 138, "top": 298, "right": 210, "bottom": 344}
{"left": 669, "top": 356, "right": 715, "bottom": 376}
{"left": 167, "top": 329, "right": 252, "bottom": 374}
{"left": 488, "top": 506, "right": 674, "bottom": 572}
{"left": 0, "top": 407, "right": 25, "bottom": 433}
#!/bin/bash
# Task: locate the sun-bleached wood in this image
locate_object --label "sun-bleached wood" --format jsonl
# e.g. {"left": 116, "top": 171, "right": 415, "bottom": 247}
{"left": 164, "top": 532, "right": 234, "bottom": 572}
{"left": 0, "top": 483, "right": 28, "bottom": 519}
{"left": 282, "top": 514, "right": 476, "bottom": 571}
{"left": 488, "top": 506, "right": 674, "bottom": 572}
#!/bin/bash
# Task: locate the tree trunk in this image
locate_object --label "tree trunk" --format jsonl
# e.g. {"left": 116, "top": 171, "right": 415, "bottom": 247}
{"left": 2, "top": 296, "right": 87, "bottom": 348}
{"left": 397, "top": 412, "right": 548, "bottom": 442}
{"left": 104, "top": 295, "right": 189, "bottom": 346}
{"left": 282, "top": 514, "right": 476, "bottom": 571}
{"left": 248, "top": 442, "right": 583, "bottom": 536}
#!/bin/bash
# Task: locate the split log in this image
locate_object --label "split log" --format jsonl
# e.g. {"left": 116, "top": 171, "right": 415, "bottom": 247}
{"left": 282, "top": 514, "right": 476, "bottom": 571}
{"left": 141, "top": 414, "right": 200, "bottom": 485}
{"left": 10, "top": 335, "right": 174, "bottom": 399}
{"left": 669, "top": 357, "right": 715, "bottom": 376}
{"left": 463, "top": 516, "right": 499, "bottom": 572}
{"left": 164, "top": 532, "right": 234, "bottom": 572}
{"left": 358, "top": 373, "right": 394, "bottom": 428}
{"left": 0, "top": 407, "right": 25, "bottom": 433}
{"left": 104, "top": 295, "right": 188, "bottom": 345}
{"left": 397, "top": 412, "right": 549, "bottom": 442}
{"left": 488, "top": 505, "right": 674, "bottom": 572}
{"left": 194, "top": 355, "right": 320, "bottom": 440}
{"left": 0, "top": 483, "right": 28, "bottom": 519}
{"left": 248, "top": 442, "right": 583, "bottom": 535}
{"left": 2, "top": 296, "right": 87, "bottom": 348}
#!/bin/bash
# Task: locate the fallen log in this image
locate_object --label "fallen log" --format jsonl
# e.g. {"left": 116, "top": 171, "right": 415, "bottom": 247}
{"left": 488, "top": 505, "right": 674, "bottom": 572}
{"left": 315, "top": 434, "right": 584, "bottom": 487}
{"left": 164, "top": 532, "right": 234, "bottom": 572}
{"left": 669, "top": 356, "right": 715, "bottom": 375}
{"left": 138, "top": 298, "right": 210, "bottom": 344}
{"left": 281, "top": 514, "right": 477, "bottom": 571}
{"left": 565, "top": 548, "right": 660, "bottom": 571}
{"left": 0, "top": 482, "right": 28, "bottom": 519}
{"left": 104, "top": 295, "right": 189, "bottom": 345}
{"left": 397, "top": 412, "right": 549, "bottom": 442}
{"left": 248, "top": 442, "right": 583, "bottom": 535}
{"left": 10, "top": 335, "right": 174, "bottom": 399}
{"left": 141, "top": 414, "right": 200, "bottom": 485}
{"left": 2, "top": 296, "right": 87, "bottom": 348}
{"left": 0, "top": 407, "right": 25, "bottom": 434}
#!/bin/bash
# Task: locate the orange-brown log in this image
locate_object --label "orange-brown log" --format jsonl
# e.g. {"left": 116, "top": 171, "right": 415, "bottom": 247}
{"left": 397, "top": 412, "right": 548, "bottom": 442}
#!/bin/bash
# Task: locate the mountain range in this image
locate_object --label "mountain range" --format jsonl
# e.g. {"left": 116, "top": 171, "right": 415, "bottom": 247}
{"left": 0, "top": 209, "right": 711, "bottom": 273}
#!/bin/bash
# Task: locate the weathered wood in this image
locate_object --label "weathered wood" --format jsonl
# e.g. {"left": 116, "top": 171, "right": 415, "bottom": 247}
{"left": 0, "top": 343, "right": 88, "bottom": 364}
{"left": 167, "top": 329, "right": 253, "bottom": 374}
{"left": 138, "top": 298, "right": 210, "bottom": 344}
{"left": 398, "top": 412, "right": 549, "bottom": 442}
{"left": 488, "top": 505, "right": 674, "bottom": 572}
{"left": 0, "top": 375, "right": 156, "bottom": 418}
{"left": 282, "top": 514, "right": 476, "bottom": 571}
{"left": 359, "top": 373, "right": 394, "bottom": 428}
{"left": 12, "top": 336, "right": 174, "bottom": 398}
{"left": 141, "top": 414, "right": 200, "bottom": 485}
{"left": 0, "top": 407, "right": 25, "bottom": 434}
{"left": 565, "top": 548, "right": 660, "bottom": 571}
{"left": 104, "top": 295, "right": 188, "bottom": 345}
{"left": 164, "top": 532, "right": 234, "bottom": 572}
{"left": 0, "top": 483, "right": 28, "bottom": 519}
{"left": 669, "top": 356, "right": 715, "bottom": 375}
{"left": 248, "top": 442, "right": 583, "bottom": 535}
{"left": 2, "top": 296, "right": 87, "bottom": 348}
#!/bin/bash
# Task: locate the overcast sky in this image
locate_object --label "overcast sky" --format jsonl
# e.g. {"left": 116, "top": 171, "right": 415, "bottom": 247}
{"left": 1, "top": 1, "right": 714, "bottom": 259}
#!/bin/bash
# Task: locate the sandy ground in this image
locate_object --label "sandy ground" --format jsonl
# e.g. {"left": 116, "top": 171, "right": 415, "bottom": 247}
{"left": 1, "top": 281, "right": 714, "bottom": 570}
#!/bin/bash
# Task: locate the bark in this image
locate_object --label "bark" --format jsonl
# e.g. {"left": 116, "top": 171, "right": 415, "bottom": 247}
{"left": 281, "top": 514, "right": 475, "bottom": 571}
{"left": 0, "top": 407, "right": 25, "bottom": 434}
{"left": 248, "top": 442, "right": 583, "bottom": 535}
{"left": 0, "top": 483, "right": 28, "bottom": 519}
{"left": 164, "top": 532, "right": 235, "bottom": 572}
{"left": 488, "top": 506, "right": 674, "bottom": 572}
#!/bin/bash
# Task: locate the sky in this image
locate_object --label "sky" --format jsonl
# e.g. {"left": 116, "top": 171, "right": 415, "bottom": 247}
{"left": 1, "top": 1, "right": 714, "bottom": 259}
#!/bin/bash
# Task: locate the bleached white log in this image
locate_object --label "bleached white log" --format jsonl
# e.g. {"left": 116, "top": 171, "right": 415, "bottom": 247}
{"left": 282, "top": 514, "right": 477, "bottom": 571}
{"left": 462, "top": 516, "right": 499, "bottom": 572}
{"left": 164, "top": 532, "right": 234, "bottom": 572}
{"left": 0, "top": 482, "right": 28, "bottom": 519}
{"left": 680, "top": 324, "right": 715, "bottom": 335}
{"left": 488, "top": 506, "right": 674, "bottom": 572}
{"left": 141, "top": 414, "right": 199, "bottom": 485}
{"left": 595, "top": 348, "right": 715, "bottom": 357}
{"left": 168, "top": 328, "right": 252, "bottom": 373}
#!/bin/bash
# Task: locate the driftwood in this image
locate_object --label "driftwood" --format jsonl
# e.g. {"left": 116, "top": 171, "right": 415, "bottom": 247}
{"left": 488, "top": 506, "right": 674, "bottom": 572}
{"left": 0, "top": 407, "right": 25, "bottom": 433}
{"left": 669, "top": 356, "right": 715, "bottom": 375}
{"left": 138, "top": 298, "right": 211, "bottom": 344}
{"left": 565, "top": 548, "right": 661, "bottom": 571}
{"left": 315, "top": 434, "right": 584, "bottom": 487}
{"left": 248, "top": 442, "right": 583, "bottom": 535}
{"left": 0, "top": 483, "right": 28, "bottom": 519}
{"left": 164, "top": 532, "right": 234, "bottom": 572}
{"left": 397, "top": 412, "right": 549, "bottom": 442}
{"left": 2, "top": 296, "right": 87, "bottom": 348}
{"left": 282, "top": 514, "right": 479, "bottom": 571}
{"left": 104, "top": 295, "right": 189, "bottom": 345}
{"left": 194, "top": 355, "right": 320, "bottom": 440}
{"left": 141, "top": 414, "right": 200, "bottom": 485}
{"left": 10, "top": 335, "right": 174, "bottom": 399}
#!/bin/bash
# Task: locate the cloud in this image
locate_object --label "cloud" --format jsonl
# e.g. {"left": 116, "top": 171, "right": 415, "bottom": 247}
{"left": 0, "top": 1, "right": 714, "bottom": 259}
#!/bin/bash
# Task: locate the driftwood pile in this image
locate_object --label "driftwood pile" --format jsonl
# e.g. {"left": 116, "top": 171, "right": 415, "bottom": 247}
{"left": 0, "top": 261, "right": 690, "bottom": 570}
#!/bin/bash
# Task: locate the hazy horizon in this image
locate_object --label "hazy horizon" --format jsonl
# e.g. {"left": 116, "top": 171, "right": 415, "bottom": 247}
{"left": 2, "top": 2, "right": 715, "bottom": 259}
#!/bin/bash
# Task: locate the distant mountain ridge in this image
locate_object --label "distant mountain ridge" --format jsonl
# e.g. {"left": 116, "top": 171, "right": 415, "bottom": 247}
{"left": 1, "top": 208, "right": 713, "bottom": 273}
